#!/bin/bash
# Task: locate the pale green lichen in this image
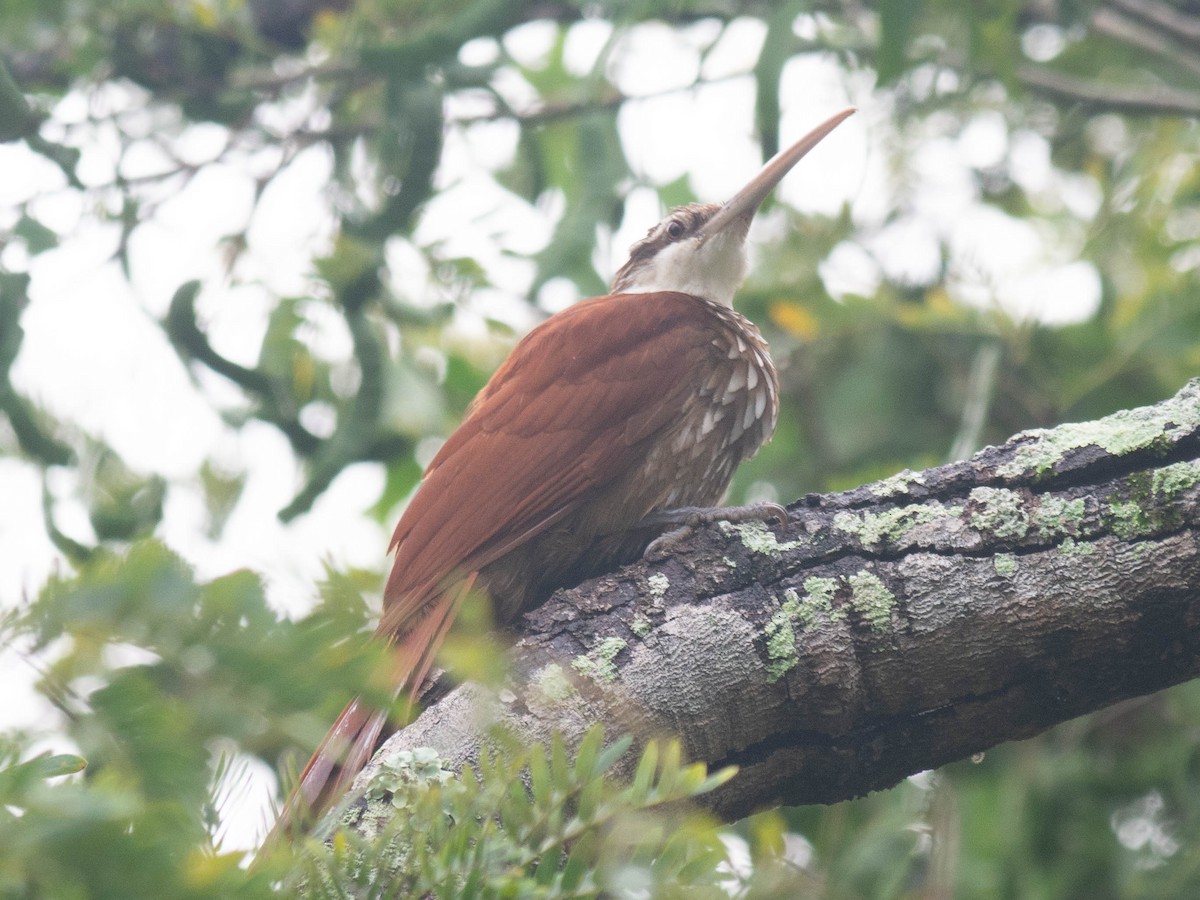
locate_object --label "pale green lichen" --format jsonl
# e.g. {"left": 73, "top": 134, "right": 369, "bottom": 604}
{"left": 998, "top": 381, "right": 1200, "bottom": 478}
{"left": 353, "top": 799, "right": 391, "bottom": 841}
{"left": 802, "top": 577, "right": 844, "bottom": 623}
{"left": 763, "top": 610, "right": 799, "bottom": 682}
{"left": 733, "top": 520, "right": 803, "bottom": 555}
{"left": 362, "top": 747, "right": 454, "bottom": 827}
{"left": 763, "top": 582, "right": 844, "bottom": 682}
{"left": 804, "top": 576, "right": 838, "bottom": 603}
{"left": 848, "top": 571, "right": 895, "bottom": 632}
{"left": 1151, "top": 459, "right": 1200, "bottom": 499}
{"left": 764, "top": 572, "right": 892, "bottom": 678}
{"left": 1059, "top": 536, "right": 1095, "bottom": 556}
{"left": 722, "top": 556, "right": 738, "bottom": 568}
{"left": 833, "top": 502, "right": 962, "bottom": 548}
{"left": 1107, "top": 500, "right": 1150, "bottom": 540}
{"left": 631, "top": 615, "right": 652, "bottom": 639}
{"left": 1030, "top": 496, "right": 1087, "bottom": 540}
{"left": 783, "top": 586, "right": 820, "bottom": 627}
{"left": 968, "top": 487, "right": 1030, "bottom": 540}
{"left": 1097, "top": 460, "right": 1198, "bottom": 541}
{"left": 533, "top": 663, "right": 576, "bottom": 702}
{"left": 571, "top": 637, "right": 627, "bottom": 685}
{"left": 993, "top": 553, "right": 1017, "bottom": 576}
{"left": 870, "top": 469, "right": 927, "bottom": 498}
{"left": 777, "top": 587, "right": 804, "bottom": 626}
{"left": 646, "top": 572, "right": 670, "bottom": 602}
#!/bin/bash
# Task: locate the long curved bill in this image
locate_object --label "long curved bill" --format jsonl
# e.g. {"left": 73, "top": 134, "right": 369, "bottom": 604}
{"left": 696, "top": 106, "right": 856, "bottom": 243}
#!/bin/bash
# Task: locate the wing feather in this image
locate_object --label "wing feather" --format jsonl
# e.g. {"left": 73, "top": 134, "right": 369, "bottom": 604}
{"left": 380, "top": 291, "right": 721, "bottom": 629}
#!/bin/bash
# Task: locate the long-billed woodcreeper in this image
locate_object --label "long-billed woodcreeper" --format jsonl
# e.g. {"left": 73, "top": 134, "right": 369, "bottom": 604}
{"left": 268, "top": 106, "right": 856, "bottom": 844}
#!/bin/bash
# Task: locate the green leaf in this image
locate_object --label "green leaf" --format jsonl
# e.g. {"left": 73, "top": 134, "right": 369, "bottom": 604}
{"left": 550, "top": 730, "right": 571, "bottom": 790}
{"left": 877, "top": 0, "right": 922, "bottom": 84}
{"left": 13, "top": 214, "right": 57, "bottom": 255}
{"left": 198, "top": 460, "right": 245, "bottom": 540}
{"left": 533, "top": 845, "right": 560, "bottom": 885}
{"left": 529, "top": 743, "right": 550, "bottom": 807}
{"left": 560, "top": 829, "right": 596, "bottom": 891}
{"left": 0, "top": 54, "right": 38, "bottom": 141}
{"left": 753, "top": 3, "right": 794, "bottom": 161}
{"left": 629, "top": 740, "right": 658, "bottom": 803}
{"left": 577, "top": 773, "right": 604, "bottom": 824}
{"left": 692, "top": 764, "right": 739, "bottom": 797}
{"left": 2, "top": 752, "right": 87, "bottom": 782}
{"left": 968, "top": 0, "right": 1021, "bottom": 85}
{"left": 594, "top": 733, "right": 633, "bottom": 777}
{"left": 656, "top": 174, "right": 697, "bottom": 211}
{"left": 659, "top": 739, "right": 682, "bottom": 791}
{"left": 574, "top": 723, "right": 603, "bottom": 779}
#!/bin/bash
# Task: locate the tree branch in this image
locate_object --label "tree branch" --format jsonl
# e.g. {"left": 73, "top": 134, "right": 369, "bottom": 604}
{"left": 1107, "top": 0, "right": 1200, "bottom": 50}
{"left": 1092, "top": 6, "right": 1200, "bottom": 81}
{"left": 339, "top": 379, "right": 1200, "bottom": 833}
{"left": 1019, "top": 64, "right": 1200, "bottom": 117}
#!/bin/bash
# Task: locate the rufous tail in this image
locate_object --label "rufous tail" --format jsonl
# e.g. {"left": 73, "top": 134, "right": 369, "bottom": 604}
{"left": 256, "top": 575, "right": 475, "bottom": 860}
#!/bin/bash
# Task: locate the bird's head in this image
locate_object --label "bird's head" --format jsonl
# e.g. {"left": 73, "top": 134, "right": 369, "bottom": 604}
{"left": 611, "top": 106, "right": 856, "bottom": 307}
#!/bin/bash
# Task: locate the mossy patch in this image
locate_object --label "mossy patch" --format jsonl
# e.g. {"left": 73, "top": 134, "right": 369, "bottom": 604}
{"left": 848, "top": 571, "right": 895, "bottom": 632}
{"left": 571, "top": 637, "right": 627, "bottom": 685}
{"left": 763, "top": 609, "right": 798, "bottom": 682}
{"left": 998, "top": 381, "right": 1200, "bottom": 478}
{"left": 1151, "top": 460, "right": 1200, "bottom": 499}
{"left": 534, "top": 663, "right": 576, "bottom": 702}
{"left": 870, "top": 469, "right": 927, "bottom": 498}
{"left": 762, "top": 580, "right": 842, "bottom": 682}
{"left": 645, "top": 572, "right": 670, "bottom": 602}
{"left": 1107, "top": 500, "right": 1151, "bottom": 540}
{"left": 993, "top": 553, "right": 1017, "bottom": 576}
{"left": 833, "top": 502, "right": 962, "bottom": 549}
{"left": 359, "top": 747, "right": 455, "bottom": 838}
{"left": 731, "top": 520, "right": 803, "bottom": 555}
{"left": 791, "top": 578, "right": 845, "bottom": 626}
{"left": 761, "top": 571, "right": 893, "bottom": 679}
{"left": 631, "top": 615, "right": 652, "bottom": 639}
{"left": 1030, "top": 495, "right": 1086, "bottom": 540}
{"left": 803, "top": 577, "right": 844, "bottom": 622}
{"left": 968, "top": 487, "right": 1029, "bottom": 541}
{"left": 1100, "top": 460, "right": 1197, "bottom": 540}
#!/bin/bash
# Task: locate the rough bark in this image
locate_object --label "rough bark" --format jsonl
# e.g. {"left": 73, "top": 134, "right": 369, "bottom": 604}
{"left": 348, "top": 379, "right": 1200, "bottom": 828}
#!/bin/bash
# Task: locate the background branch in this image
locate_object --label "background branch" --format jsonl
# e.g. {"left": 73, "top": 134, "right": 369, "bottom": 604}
{"left": 1019, "top": 64, "right": 1200, "bottom": 116}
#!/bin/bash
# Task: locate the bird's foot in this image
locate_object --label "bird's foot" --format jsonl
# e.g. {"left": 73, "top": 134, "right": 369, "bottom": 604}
{"left": 643, "top": 502, "right": 789, "bottom": 559}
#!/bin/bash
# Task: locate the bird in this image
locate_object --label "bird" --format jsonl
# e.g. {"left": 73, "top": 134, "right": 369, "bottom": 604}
{"left": 264, "top": 105, "right": 856, "bottom": 849}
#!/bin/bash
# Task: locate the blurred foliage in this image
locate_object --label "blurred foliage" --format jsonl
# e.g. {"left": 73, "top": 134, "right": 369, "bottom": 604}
{"left": 0, "top": 542, "right": 371, "bottom": 895}
{"left": 2, "top": 0, "right": 1200, "bottom": 895}
{"left": 289, "top": 730, "right": 793, "bottom": 897}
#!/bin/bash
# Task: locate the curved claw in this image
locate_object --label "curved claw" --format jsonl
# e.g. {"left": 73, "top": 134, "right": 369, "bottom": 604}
{"left": 644, "top": 527, "right": 691, "bottom": 560}
{"left": 641, "top": 501, "right": 790, "bottom": 560}
{"left": 757, "top": 502, "right": 789, "bottom": 526}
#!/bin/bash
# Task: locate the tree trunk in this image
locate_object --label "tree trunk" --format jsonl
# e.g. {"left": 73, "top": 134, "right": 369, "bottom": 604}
{"left": 347, "top": 379, "right": 1200, "bottom": 826}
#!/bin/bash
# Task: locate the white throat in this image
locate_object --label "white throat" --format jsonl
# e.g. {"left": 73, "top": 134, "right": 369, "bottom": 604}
{"left": 619, "top": 230, "right": 748, "bottom": 308}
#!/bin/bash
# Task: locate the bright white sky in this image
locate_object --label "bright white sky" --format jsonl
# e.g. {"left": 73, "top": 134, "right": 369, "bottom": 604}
{"left": 0, "top": 14, "right": 1101, "bottom": 851}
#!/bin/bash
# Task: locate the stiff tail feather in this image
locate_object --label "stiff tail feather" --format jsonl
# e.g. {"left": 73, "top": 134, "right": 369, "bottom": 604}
{"left": 256, "top": 574, "right": 477, "bottom": 860}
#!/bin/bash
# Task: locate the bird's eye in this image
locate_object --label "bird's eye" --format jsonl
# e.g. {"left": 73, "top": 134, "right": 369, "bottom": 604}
{"left": 666, "top": 220, "right": 686, "bottom": 240}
